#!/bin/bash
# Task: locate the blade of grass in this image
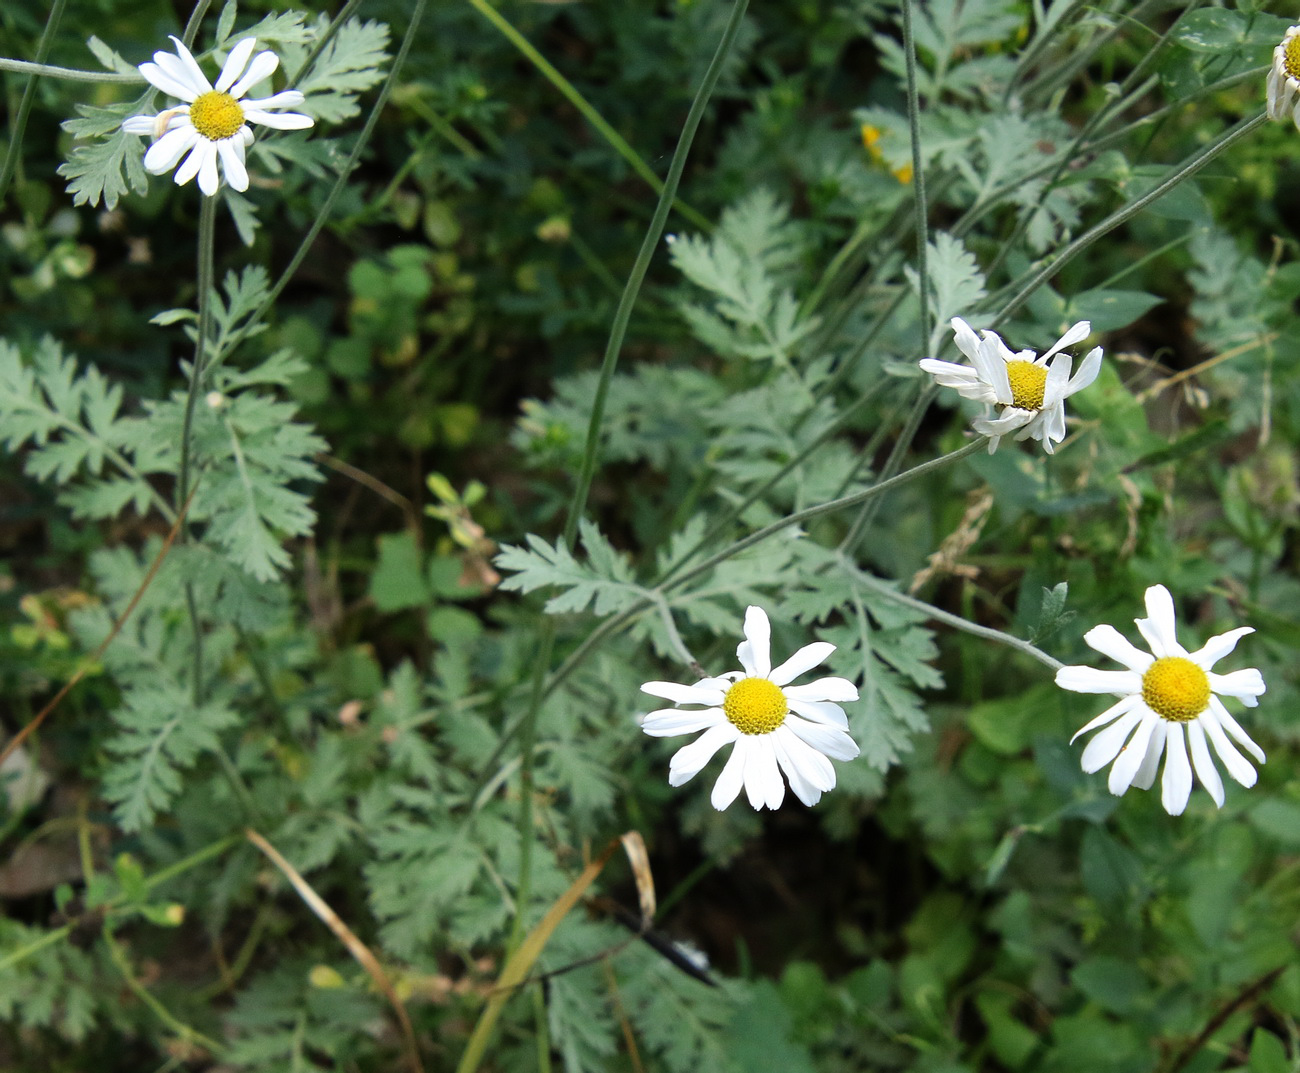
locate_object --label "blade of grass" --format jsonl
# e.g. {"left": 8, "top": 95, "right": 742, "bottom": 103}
{"left": 465, "top": 0, "right": 712, "bottom": 232}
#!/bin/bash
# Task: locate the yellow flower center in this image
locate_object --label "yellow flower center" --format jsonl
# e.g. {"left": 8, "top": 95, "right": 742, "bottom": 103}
{"left": 1141, "top": 657, "right": 1210, "bottom": 723}
{"left": 189, "top": 91, "right": 245, "bottom": 141}
{"left": 1005, "top": 360, "right": 1047, "bottom": 410}
{"left": 722, "top": 677, "right": 788, "bottom": 735}
{"left": 1285, "top": 33, "right": 1300, "bottom": 81}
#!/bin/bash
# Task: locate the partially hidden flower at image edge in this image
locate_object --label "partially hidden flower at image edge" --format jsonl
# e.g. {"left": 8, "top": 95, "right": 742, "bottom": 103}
{"left": 121, "top": 36, "right": 313, "bottom": 196}
{"left": 1267, "top": 25, "right": 1300, "bottom": 129}
{"left": 639, "top": 606, "right": 860, "bottom": 811}
{"left": 919, "top": 317, "right": 1102, "bottom": 454}
{"left": 1056, "top": 585, "right": 1266, "bottom": 816}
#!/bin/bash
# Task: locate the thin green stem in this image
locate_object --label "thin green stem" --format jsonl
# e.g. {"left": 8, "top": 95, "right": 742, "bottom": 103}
{"left": 464, "top": 0, "right": 711, "bottom": 233}
{"left": 506, "top": 0, "right": 750, "bottom": 956}
{"left": 994, "top": 113, "right": 1268, "bottom": 327}
{"left": 0, "top": 0, "right": 69, "bottom": 209}
{"left": 842, "top": 559, "right": 1062, "bottom": 671}
{"left": 0, "top": 57, "right": 139, "bottom": 83}
{"left": 222, "top": 0, "right": 432, "bottom": 366}
{"left": 103, "top": 922, "right": 225, "bottom": 1055}
{"left": 291, "top": 0, "right": 366, "bottom": 88}
{"left": 178, "top": 195, "right": 217, "bottom": 705}
{"left": 664, "top": 438, "right": 987, "bottom": 597}
{"left": 0, "top": 834, "right": 243, "bottom": 976}
{"left": 900, "top": 0, "right": 930, "bottom": 353}
{"left": 563, "top": 0, "right": 749, "bottom": 545}
{"left": 504, "top": 621, "right": 554, "bottom": 954}
{"left": 180, "top": 0, "right": 214, "bottom": 50}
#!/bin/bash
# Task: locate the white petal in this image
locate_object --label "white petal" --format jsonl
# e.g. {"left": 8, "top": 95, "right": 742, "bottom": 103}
{"left": 1160, "top": 722, "right": 1192, "bottom": 815}
{"left": 138, "top": 61, "right": 200, "bottom": 102}
{"left": 668, "top": 722, "right": 739, "bottom": 786}
{"left": 242, "top": 109, "right": 314, "bottom": 130}
{"left": 197, "top": 145, "right": 221, "bottom": 195}
{"left": 1039, "top": 400, "right": 1066, "bottom": 446}
{"left": 1188, "top": 627, "right": 1254, "bottom": 670}
{"left": 769, "top": 641, "right": 835, "bottom": 686}
{"left": 740, "top": 606, "right": 772, "bottom": 678}
{"left": 229, "top": 51, "right": 280, "bottom": 99}
{"left": 709, "top": 735, "right": 749, "bottom": 810}
{"left": 974, "top": 406, "right": 1035, "bottom": 435}
{"left": 742, "top": 737, "right": 784, "bottom": 810}
{"left": 919, "top": 359, "right": 989, "bottom": 399}
{"left": 976, "top": 335, "right": 1013, "bottom": 402}
{"left": 1043, "top": 320, "right": 1091, "bottom": 360}
{"left": 1208, "top": 668, "right": 1266, "bottom": 705}
{"left": 1207, "top": 696, "right": 1266, "bottom": 763}
{"left": 144, "top": 126, "right": 199, "bottom": 173}
{"left": 640, "top": 707, "right": 724, "bottom": 738}
{"left": 173, "top": 141, "right": 209, "bottom": 187}
{"left": 787, "top": 698, "right": 849, "bottom": 729}
{"left": 1065, "top": 346, "right": 1103, "bottom": 395}
{"left": 1187, "top": 720, "right": 1224, "bottom": 808}
{"left": 216, "top": 37, "right": 257, "bottom": 93}
{"left": 1079, "top": 707, "right": 1143, "bottom": 772}
{"left": 641, "top": 680, "right": 726, "bottom": 706}
{"left": 785, "top": 677, "right": 858, "bottom": 703}
{"left": 1069, "top": 693, "right": 1142, "bottom": 744}
{"left": 217, "top": 138, "right": 249, "bottom": 191}
{"left": 1135, "top": 585, "right": 1185, "bottom": 658}
{"left": 1056, "top": 665, "right": 1142, "bottom": 695}
{"left": 1107, "top": 711, "right": 1159, "bottom": 795}
{"left": 1082, "top": 624, "right": 1153, "bottom": 673}
{"left": 1041, "top": 351, "right": 1071, "bottom": 408}
{"left": 772, "top": 726, "right": 835, "bottom": 806}
{"left": 167, "top": 36, "right": 213, "bottom": 94}
{"left": 122, "top": 114, "right": 158, "bottom": 134}
{"left": 1199, "top": 708, "right": 1257, "bottom": 788}
{"left": 241, "top": 90, "right": 306, "bottom": 110}
{"left": 783, "top": 713, "right": 859, "bottom": 761}
{"left": 1130, "top": 721, "right": 1166, "bottom": 790}
{"left": 950, "top": 317, "right": 983, "bottom": 363}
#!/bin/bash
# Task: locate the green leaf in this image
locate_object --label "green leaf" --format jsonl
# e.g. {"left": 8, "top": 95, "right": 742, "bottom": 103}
{"left": 102, "top": 685, "right": 240, "bottom": 831}
{"left": 284, "top": 17, "right": 391, "bottom": 124}
{"left": 1065, "top": 288, "right": 1164, "bottom": 333}
{"left": 58, "top": 95, "right": 153, "bottom": 208}
{"left": 1248, "top": 1029, "right": 1291, "bottom": 1073}
{"left": 496, "top": 519, "right": 642, "bottom": 616}
{"left": 1174, "top": 10, "right": 1246, "bottom": 52}
{"left": 370, "top": 531, "right": 430, "bottom": 611}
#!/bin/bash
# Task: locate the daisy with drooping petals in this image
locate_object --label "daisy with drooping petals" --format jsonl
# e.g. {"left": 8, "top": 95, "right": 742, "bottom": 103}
{"left": 1267, "top": 25, "right": 1300, "bottom": 128}
{"left": 919, "top": 317, "right": 1102, "bottom": 454}
{"left": 1057, "top": 585, "right": 1266, "bottom": 816}
{"left": 639, "top": 606, "right": 860, "bottom": 811}
{"left": 121, "top": 36, "right": 313, "bottom": 196}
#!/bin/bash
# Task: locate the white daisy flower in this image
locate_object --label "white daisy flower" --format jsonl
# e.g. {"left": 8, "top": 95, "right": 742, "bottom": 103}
{"left": 1267, "top": 25, "right": 1300, "bottom": 128}
{"left": 919, "top": 317, "right": 1102, "bottom": 454}
{"left": 639, "top": 606, "right": 860, "bottom": 811}
{"left": 1056, "top": 585, "right": 1267, "bottom": 816}
{"left": 121, "top": 36, "right": 313, "bottom": 196}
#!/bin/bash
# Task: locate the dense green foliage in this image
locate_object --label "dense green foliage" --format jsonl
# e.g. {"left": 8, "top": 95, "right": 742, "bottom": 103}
{"left": 1, "top": 1, "right": 1299, "bottom": 1071}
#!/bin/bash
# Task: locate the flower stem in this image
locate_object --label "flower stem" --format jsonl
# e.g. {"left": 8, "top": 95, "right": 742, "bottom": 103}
{"left": 994, "top": 112, "right": 1269, "bottom": 327}
{"left": 841, "top": 559, "right": 1063, "bottom": 671}
{"left": 562, "top": 0, "right": 750, "bottom": 546}
{"left": 178, "top": 195, "right": 218, "bottom": 705}
{"left": 465, "top": 0, "right": 710, "bottom": 232}
{"left": 227, "top": 0, "right": 432, "bottom": 363}
{"left": 0, "top": 0, "right": 70, "bottom": 210}
{"left": 0, "top": 56, "right": 139, "bottom": 83}
{"left": 505, "top": 0, "right": 751, "bottom": 957}
{"left": 901, "top": 0, "right": 930, "bottom": 352}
